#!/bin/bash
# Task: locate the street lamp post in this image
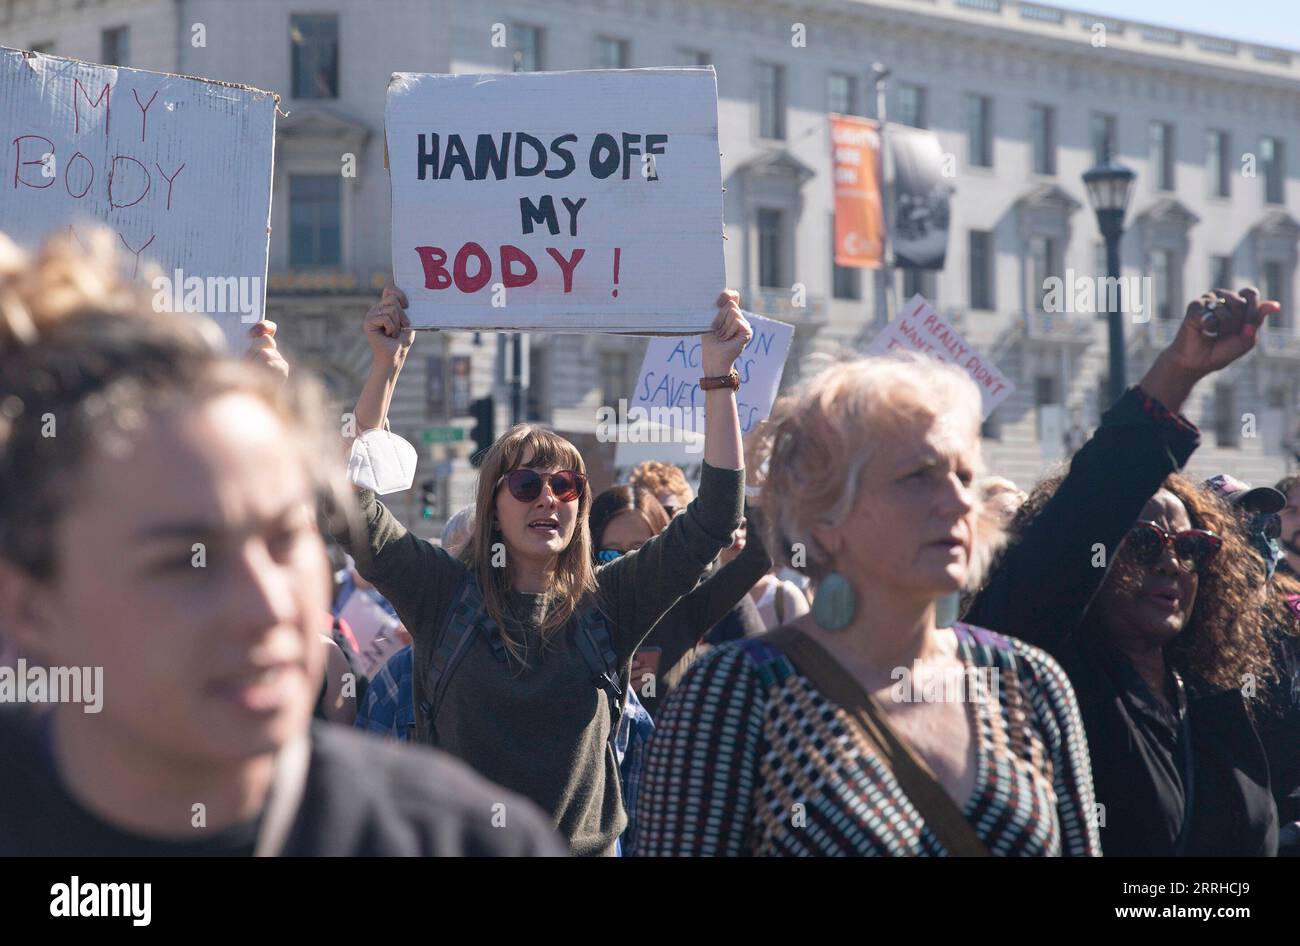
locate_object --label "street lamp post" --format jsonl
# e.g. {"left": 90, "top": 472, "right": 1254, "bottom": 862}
{"left": 1083, "top": 150, "right": 1137, "bottom": 408}
{"left": 872, "top": 62, "right": 894, "bottom": 328}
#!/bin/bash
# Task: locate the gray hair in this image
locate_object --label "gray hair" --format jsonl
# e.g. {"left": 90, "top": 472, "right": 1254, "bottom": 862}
{"left": 440, "top": 504, "right": 476, "bottom": 557}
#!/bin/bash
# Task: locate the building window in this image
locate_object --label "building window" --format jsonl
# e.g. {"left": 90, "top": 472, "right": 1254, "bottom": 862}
{"left": 1262, "top": 136, "right": 1285, "bottom": 204}
{"left": 676, "top": 48, "right": 710, "bottom": 67}
{"left": 757, "top": 62, "right": 786, "bottom": 140}
{"left": 1030, "top": 105, "right": 1055, "bottom": 175}
{"left": 600, "top": 350, "right": 628, "bottom": 407}
{"left": 831, "top": 217, "right": 860, "bottom": 300}
{"left": 1264, "top": 260, "right": 1288, "bottom": 327}
{"left": 526, "top": 346, "right": 548, "bottom": 421}
{"left": 101, "top": 26, "right": 129, "bottom": 66}
{"left": 511, "top": 24, "right": 544, "bottom": 72}
{"left": 1211, "top": 255, "right": 1233, "bottom": 292}
{"left": 595, "top": 36, "right": 629, "bottom": 69}
{"left": 1215, "top": 384, "right": 1239, "bottom": 447}
{"left": 1091, "top": 113, "right": 1116, "bottom": 163}
{"left": 1150, "top": 122, "right": 1175, "bottom": 191}
{"left": 827, "top": 72, "right": 858, "bottom": 116}
{"left": 290, "top": 15, "right": 338, "bottom": 99}
{"left": 289, "top": 175, "right": 342, "bottom": 268}
{"left": 897, "top": 84, "right": 926, "bottom": 129}
{"left": 967, "top": 94, "right": 992, "bottom": 168}
{"left": 1152, "top": 250, "right": 1181, "bottom": 320}
{"left": 1029, "top": 236, "right": 1059, "bottom": 312}
{"left": 1207, "top": 130, "right": 1231, "bottom": 198}
{"left": 969, "top": 230, "right": 993, "bottom": 310}
{"left": 1034, "top": 376, "right": 1059, "bottom": 428}
{"left": 758, "top": 209, "right": 784, "bottom": 288}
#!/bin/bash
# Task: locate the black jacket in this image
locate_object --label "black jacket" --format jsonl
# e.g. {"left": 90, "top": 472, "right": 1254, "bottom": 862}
{"left": 0, "top": 713, "right": 563, "bottom": 856}
{"left": 965, "top": 388, "right": 1278, "bottom": 856}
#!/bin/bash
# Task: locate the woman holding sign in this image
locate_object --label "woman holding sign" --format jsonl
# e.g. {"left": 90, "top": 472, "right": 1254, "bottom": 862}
{"left": 338, "top": 285, "right": 750, "bottom": 856}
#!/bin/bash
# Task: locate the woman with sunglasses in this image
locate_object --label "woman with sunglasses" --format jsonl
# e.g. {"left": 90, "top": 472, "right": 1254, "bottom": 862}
{"left": 966, "top": 288, "right": 1283, "bottom": 856}
{"left": 336, "top": 286, "right": 752, "bottom": 856}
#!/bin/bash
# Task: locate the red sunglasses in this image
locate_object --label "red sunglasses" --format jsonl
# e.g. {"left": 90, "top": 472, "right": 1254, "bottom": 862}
{"left": 496, "top": 469, "right": 587, "bottom": 504}
{"left": 1121, "top": 521, "right": 1222, "bottom": 573}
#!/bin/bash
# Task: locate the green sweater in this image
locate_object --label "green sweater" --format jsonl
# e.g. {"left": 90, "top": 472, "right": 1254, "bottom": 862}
{"left": 338, "top": 463, "right": 744, "bottom": 856}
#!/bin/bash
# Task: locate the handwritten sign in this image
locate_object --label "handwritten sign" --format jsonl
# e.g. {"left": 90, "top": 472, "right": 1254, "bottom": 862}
{"left": 0, "top": 48, "right": 277, "bottom": 348}
{"left": 385, "top": 68, "right": 725, "bottom": 333}
{"left": 612, "top": 311, "right": 793, "bottom": 474}
{"left": 628, "top": 311, "right": 793, "bottom": 435}
{"left": 863, "top": 295, "right": 1013, "bottom": 417}
{"left": 339, "top": 590, "right": 408, "bottom": 680}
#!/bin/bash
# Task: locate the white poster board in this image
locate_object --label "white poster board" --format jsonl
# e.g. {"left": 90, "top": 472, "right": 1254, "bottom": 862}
{"left": 863, "top": 295, "right": 1014, "bottom": 417}
{"left": 338, "top": 591, "right": 405, "bottom": 680}
{"left": 385, "top": 68, "right": 725, "bottom": 333}
{"left": 613, "top": 311, "right": 793, "bottom": 471}
{"left": 0, "top": 47, "right": 277, "bottom": 349}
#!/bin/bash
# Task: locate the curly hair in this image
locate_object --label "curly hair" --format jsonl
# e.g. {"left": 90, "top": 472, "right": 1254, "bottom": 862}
{"left": 628, "top": 460, "right": 692, "bottom": 505}
{"left": 1005, "top": 469, "right": 1276, "bottom": 696}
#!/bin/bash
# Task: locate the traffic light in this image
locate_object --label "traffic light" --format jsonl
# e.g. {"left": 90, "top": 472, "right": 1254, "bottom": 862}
{"left": 420, "top": 479, "right": 436, "bottom": 520}
{"left": 469, "top": 396, "right": 495, "bottom": 467}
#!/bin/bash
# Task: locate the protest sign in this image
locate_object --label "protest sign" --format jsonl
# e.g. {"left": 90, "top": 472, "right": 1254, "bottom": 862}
{"left": 385, "top": 68, "right": 725, "bottom": 333}
{"left": 864, "top": 295, "right": 1013, "bottom": 417}
{"left": 0, "top": 47, "right": 277, "bottom": 349}
{"left": 338, "top": 590, "right": 406, "bottom": 680}
{"left": 612, "top": 311, "right": 793, "bottom": 472}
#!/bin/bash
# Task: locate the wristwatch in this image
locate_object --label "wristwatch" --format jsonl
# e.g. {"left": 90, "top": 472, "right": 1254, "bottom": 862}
{"left": 699, "top": 369, "right": 741, "bottom": 391}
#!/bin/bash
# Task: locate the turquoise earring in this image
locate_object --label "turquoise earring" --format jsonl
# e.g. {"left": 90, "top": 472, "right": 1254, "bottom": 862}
{"left": 813, "top": 572, "right": 857, "bottom": 631}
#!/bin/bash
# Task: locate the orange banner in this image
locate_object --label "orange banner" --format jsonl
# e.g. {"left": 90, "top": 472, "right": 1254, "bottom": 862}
{"left": 830, "top": 115, "right": 884, "bottom": 269}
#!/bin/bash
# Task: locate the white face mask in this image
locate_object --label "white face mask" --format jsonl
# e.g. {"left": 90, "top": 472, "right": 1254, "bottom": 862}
{"left": 347, "top": 428, "right": 417, "bottom": 495}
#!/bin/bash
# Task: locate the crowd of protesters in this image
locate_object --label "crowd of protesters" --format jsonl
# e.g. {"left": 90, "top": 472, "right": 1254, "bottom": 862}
{"left": 0, "top": 226, "right": 1297, "bottom": 857}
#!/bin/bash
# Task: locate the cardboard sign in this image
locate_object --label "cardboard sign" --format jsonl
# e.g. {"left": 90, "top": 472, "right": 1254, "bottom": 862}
{"left": 0, "top": 48, "right": 277, "bottom": 350}
{"left": 829, "top": 115, "right": 883, "bottom": 268}
{"left": 338, "top": 590, "right": 405, "bottom": 680}
{"left": 385, "top": 68, "right": 725, "bottom": 333}
{"left": 863, "top": 295, "right": 1013, "bottom": 417}
{"left": 613, "top": 311, "right": 793, "bottom": 473}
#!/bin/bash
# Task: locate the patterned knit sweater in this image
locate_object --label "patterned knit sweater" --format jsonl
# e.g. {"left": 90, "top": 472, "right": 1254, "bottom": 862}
{"left": 634, "top": 623, "right": 1101, "bottom": 856}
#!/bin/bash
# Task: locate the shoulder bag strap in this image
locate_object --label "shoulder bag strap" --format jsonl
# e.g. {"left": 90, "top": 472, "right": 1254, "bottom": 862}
{"left": 767, "top": 626, "right": 991, "bottom": 857}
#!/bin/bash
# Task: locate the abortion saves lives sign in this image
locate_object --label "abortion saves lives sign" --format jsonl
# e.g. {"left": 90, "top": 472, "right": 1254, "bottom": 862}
{"left": 0, "top": 48, "right": 277, "bottom": 347}
{"left": 385, "top": 68, "right": 725, "bottom": 333}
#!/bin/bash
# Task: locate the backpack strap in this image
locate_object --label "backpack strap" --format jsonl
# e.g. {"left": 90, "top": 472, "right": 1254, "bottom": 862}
{"left": 415, "top": 572, "right": 506, "bottom": 745}
{"left": 572, "top": 604, "right": 626, "bottom": 748}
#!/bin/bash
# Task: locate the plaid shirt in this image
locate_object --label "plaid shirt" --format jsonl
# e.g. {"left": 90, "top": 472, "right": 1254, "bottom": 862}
{"left": 353, "top": 645, "right": 413, "bottom": 741}
{"left": 616, "top": 688, "right": 655, "bottom": 856}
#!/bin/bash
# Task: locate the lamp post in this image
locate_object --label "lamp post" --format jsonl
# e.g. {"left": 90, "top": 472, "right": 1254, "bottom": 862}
{"left": 1082, "top": 150, "right": 1136, "bottom": 408}
{"left": 871, "top": 62, "right": 894, "bottom": 327}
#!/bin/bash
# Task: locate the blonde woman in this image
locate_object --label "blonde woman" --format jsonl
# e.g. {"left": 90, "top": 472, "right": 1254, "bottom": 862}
{"left": 336, "top": 286, "right": 751, "bottom": 856}
{"left": 635, "top": 354, "right": 1100, "bottom": 856}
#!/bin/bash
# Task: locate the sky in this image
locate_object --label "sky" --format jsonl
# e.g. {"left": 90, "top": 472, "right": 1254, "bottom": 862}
{"left": 1072, "top": 0, "right": 1300, "bottom": 51}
